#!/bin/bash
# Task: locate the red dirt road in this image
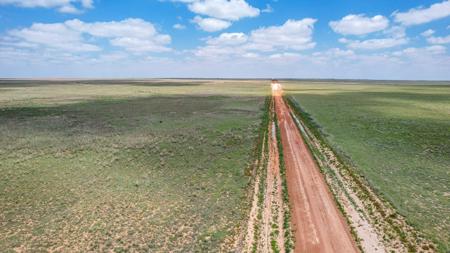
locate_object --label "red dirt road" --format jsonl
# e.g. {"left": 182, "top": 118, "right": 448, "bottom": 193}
{"left": 274, "top": 92, "right": 359, "bottom": 253}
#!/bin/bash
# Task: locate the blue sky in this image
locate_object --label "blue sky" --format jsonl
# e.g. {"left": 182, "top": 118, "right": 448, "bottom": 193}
{"left": 1, "top": 0, "right": 450, "bottom": 79}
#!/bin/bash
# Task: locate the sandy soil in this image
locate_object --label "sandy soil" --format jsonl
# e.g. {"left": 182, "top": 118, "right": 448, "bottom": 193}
{"left": 274, "top": 92, "right": 359, "bottom": 253}
{"left": 238, "top": 105, "right": 288, "bottom": 253}
{"left": 239, "top": 138, "right": 266, "bottom": 253}
{"left": 260, "top": 122, "right": 286, "bottom": 252}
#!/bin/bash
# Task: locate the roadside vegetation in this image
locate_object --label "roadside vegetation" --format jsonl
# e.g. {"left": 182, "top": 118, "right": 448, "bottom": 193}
{"left": 0, "top": 80, "right": 267, "bottom": 251}
{"left": 238, "top": 97, "right": 294, "bottom": 253}
{"left": 284, "top": 80, "right": 450, "bottom": 252}
{"left": 273, "top": 107, "right": 294, "bottom": 252}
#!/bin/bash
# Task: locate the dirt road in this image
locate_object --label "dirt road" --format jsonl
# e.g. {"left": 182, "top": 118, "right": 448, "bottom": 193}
{"left": 274, "top": 90, "right": 359, "bottom": 253}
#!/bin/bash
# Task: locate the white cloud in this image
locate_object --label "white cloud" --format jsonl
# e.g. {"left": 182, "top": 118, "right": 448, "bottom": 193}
{"left": 0, "top": 0, "right": 93, "bottom": 13}
{"left": 241, "top": 52, "right": 259, "bottom": 58}
{"left": 192, "top": 16, "right": 231, "bottom": 32}
{"left": 56, "top": 4, "right": 77, "bottom": 13}
{"left": 206, "top": 32, "right": 248, "bottom": 45}
{"left": 393, "top": 0, "right": 450, "bottom": 26}
{"left": 80, "top": 0, "right": 93, "bottom": 8}
{"left": 194, "top": 18, "right": 316, "bottom": 58}
{"left": 329, "top": 14, "right": 389, "bottom": 35}
{"left": 268, "top": 52, "right": 301, "bottom": 61}
{"left": 340, "top": 37, "right": 408, "bottom": 50}
{"left": 2, "top": 45, "right": 450, "bottom": 80}
{"left": 383, "top": 26, "right": 406, "bottom": 38}
{"left": 4, "top": 19, "right": 171, "bottom": 53}
{"left": 427, "top": 35, "right": 450, "bottom": 44}
{"left": 194, "top": 32, "right": 248, "bottom": 57}
{"left": 309, "top": 48, "right": 356, "bottom": 65}
{"left": 421, "top": 29, "right": 435, "bottom": 37}
{"left": 246, "top": 19, "right": 317, "bottom": 51}
{"left": 262, "top": 4, "right": 273, "bottom": 13}
{"left": 173, "top": 23, "right": 186, "bottom": 30}
{"left": 171, "top": 0, "right": 259, "bottom": 32}
{"left": 184, "top": 0, "right": 259, "bottom": 21}
{"left": 315, "top": 48, "right": 355, "bottom": 57}
{"left": 393, "top": 45, "right": 447, "bottom": 57}
{"left": 424, "top": 45, "right": 447, "bottom": 54}
{"left": 337, "top": 22, "right": 409, "bottom": 50}
{"left": 194, "top": 45, "right": 236, "bottom": 58}
{"left": 65, "top": 19, "right": 170, "bottom": 42}
{"left": 68, "top": 19, "right": 172, "bottom": 52}
{"left": 8, "top": 22, "right": 100, "bottom": 52}
{"left": 110, "top": 37, "right": 171, "bottom": 53}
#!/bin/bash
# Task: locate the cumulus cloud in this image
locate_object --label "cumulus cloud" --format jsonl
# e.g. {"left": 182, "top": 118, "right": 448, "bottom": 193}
{"left": 393, "top": 0, "right": 450, "bottom": 26}
{"left": 330, "top": 14, "right": 389, "bottom": 35}
{"left": 246, "top": 19, "right": 317, "bottom": 51}
{"left": 393, "top": 45, "right": 447, "bottom": 57}
{"left": 192, "top": 16, "right": 231, "bottom": 32}
{"left": 261, "top": 4, "right": 273, "bottom": 13}
{"left": 337, "top": 22, "right": 409, "bottom": 50}
{"left": 315, "top": 48, "right": 355, "bottom": 58}
{"left": 173, "top": 23, "right": 186, "bottom": 30}
{"left": 182, "top": 0, "right": 259, "bottom": 21}
{"left": 421, "top": 45, "right": 446, "bottom": 54}
{"left": 206, "top": 32, "right": 248, "bottom": 45}
{"left": 2, "top": 45, "right": 449, "bottom": 80}
{"left": 309, "top": 48, "right": 356, "bottom": 65}
{"left": 421, "top": 29, "right": 435, "bottom": 37}
{"left": 195, "top": 33, "right": 247, "bottom": 57}
{"left": 4, "top": 19, "right": 171, "bottom": 53}
{"left": 0, "top": 0, "right": 93, "bottom": 13}
{"left": 268, "top": 52, "right": 301, "bottom": 61}
{"left": 339, "top": 37, "right": 408, "bottom": 50}
{"left": 7, "top": 22, "right": 100, "bottom": 52}
{"left": 427, "top": 35, "right": 450, "bottom": 44}
{"left": 194, "top": 18, "right": 316, "bottom": 58}
{"left": 383, "top": 26, "right": 406, "bottom": 39}
{"left": 171, "top": 0, "right": 259, "bottom": 32}
{"left": 110, "top": 37, "right": 170, "bottom": 53}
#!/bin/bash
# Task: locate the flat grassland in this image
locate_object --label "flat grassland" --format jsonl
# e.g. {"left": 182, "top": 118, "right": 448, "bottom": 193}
{"left": 0, "top": 80, "right": 267, "bottom": 252}
{"left": 284, "top": 80, "right": 450, "bottom": 251}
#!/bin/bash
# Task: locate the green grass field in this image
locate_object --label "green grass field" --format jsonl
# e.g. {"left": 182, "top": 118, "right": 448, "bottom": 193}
{"left": 284, "top": 80, "right": 450, "bottom": 251}
{"left": 0, "top": 80, "right": 268, "bottom": 252}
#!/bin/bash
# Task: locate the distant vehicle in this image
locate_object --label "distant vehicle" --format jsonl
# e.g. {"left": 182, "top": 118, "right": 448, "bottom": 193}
{"left": 271, "top": 79, "right": 281, "bottom": 92}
